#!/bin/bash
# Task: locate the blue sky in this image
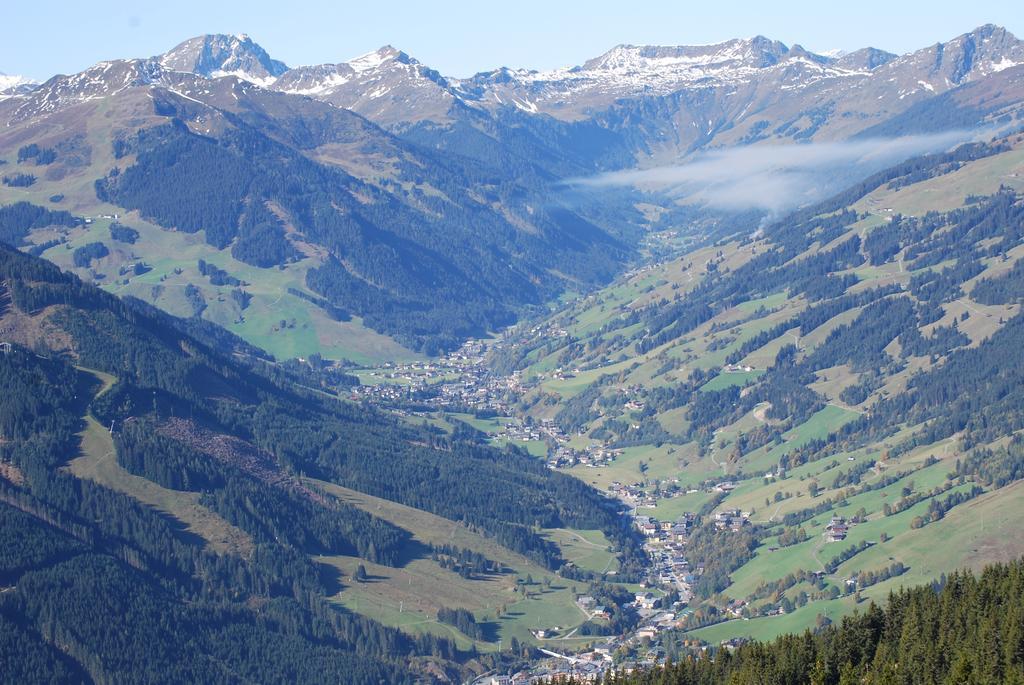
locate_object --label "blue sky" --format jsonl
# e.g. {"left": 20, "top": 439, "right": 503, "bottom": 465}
{"left": 2, "top": 0, "right": 1022, "bottom": 80}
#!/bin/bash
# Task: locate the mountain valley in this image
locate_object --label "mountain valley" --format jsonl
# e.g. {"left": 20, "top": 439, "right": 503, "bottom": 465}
{"left": 2, "top": 19, "right": 1024, "bottom": 684}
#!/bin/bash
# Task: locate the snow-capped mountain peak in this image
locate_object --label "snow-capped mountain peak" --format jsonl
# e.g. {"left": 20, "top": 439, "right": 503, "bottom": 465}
{"left": 0, "top": 72, "right": 38, "bottom": 100}
{"left": 885, "top": 24, "right": 1024, "bottom": 87}
{"left": 0, "top": 72, "right": 34, "bottom": 90}
{"left": 271, "top": 45, "right": 458, "bottom": 124}
{"left": 159, "top": 33, "right": 288, "bottom": 87}
{"left": 347, "top": 45, "right": 410, "bottom": 73}
{"left": 572, "top": 36, "right": 790, "bottom": 75}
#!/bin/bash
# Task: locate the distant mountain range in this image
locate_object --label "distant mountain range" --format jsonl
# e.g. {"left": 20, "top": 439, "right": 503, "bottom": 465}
{"left": 0, "top": 26, "right": 1023, "bottom": 355}
{"left": 0, "top": 71, "right": 35, "bottom": 98}
{"left": 9, "top": 26, "right": 1024, "bottom": 143}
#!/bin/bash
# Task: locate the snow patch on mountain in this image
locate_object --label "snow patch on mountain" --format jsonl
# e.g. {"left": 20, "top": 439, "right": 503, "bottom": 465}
{"left": 990, "top": 57, "right": 1022, "bottom": 73}
{"left": 0, "top": 72, "right": 38, "bottom": 100}
{"left": 159, "top": 34, "right": 288, "bottom": 86}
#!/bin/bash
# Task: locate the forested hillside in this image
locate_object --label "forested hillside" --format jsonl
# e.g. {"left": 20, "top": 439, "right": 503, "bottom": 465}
{"left": 0, "top": 242, "right": 645, "bottom": 681}
{"left": 0, "top": 66, "right": 644, "bottom": 357}
{"left": 3, "top": 22, "right": 1024, "bottom": 680}
{"left": 4, "top": 27, "right": 1021, "bottom": 361}
{"left": 485, "top": 131, "right": 1024, "bottom": 648}
{"left": 603, "top": 558, "right": 1024, "bottom": 685}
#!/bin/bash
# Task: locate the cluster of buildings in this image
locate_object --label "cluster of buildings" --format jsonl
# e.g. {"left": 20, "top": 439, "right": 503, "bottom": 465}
{"left": 347, "top": 335, "right": 761, "bottom": 676}
{"left": 350, "top": 340, "right": 519, "bottom": 416}
{"left": 825, "top": 515, "right": 849, "bottom": 542}
{"left": 481, "top": 617, "right": 688, "bottom": 682}
{"left": 548, "top": 443, "right": 620, "bottom": 469}
{"left": 628, "top": 512, "right": 699, "bottom": 597}
{"left": 477, "top": 658, "right": 620, "bottom": 685}
{"left": 713, "top": 508, "right": 751, "bottom": 532}
{"left": 608, "top": 479, "right": 705, "bottom": 509}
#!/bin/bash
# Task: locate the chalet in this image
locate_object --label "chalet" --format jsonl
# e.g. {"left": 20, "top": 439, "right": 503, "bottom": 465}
{"left": 654, "top": 611, "right": 677, "bottom": 627}
{"left": 825, "top": 516, "right": 848, "bottom": 542}
{"left": 715, "top": 509, "right": 741, "bottom": 522}
{"left": 721, "top": 637, "right": 749, "bottom": 651}
{"left": 712, "top": 508, "right": 750, "bottom": 531}
{"left": 635, "top": 593, "right": 658, "bottom": 610}
{"left": 726, "top": 599, "right": 748, "bottom": 617}
{"left": 729, "top": 517, "right": 751, "bottom": 532}
{"left": 636, "top": 627, "right": 659, "bottom": 640}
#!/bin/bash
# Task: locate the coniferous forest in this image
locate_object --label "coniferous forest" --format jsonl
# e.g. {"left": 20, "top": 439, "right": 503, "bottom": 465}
{"left": 0, "top": 242, "right": 644, "bottom": 682}
{"left": 585, "top": 559, "right": 1024, "bottom": 685}
{"left": 3, "top": 17, "right": 1024, "bottom": 685}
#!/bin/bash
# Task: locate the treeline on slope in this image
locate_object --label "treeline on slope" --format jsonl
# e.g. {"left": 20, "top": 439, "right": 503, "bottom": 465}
{"left": 94, "top": 113, "right": 632, "bottom": 352}
{"left": 4, "top": 240, "right": 642, "bottom": 570}
{"left": 538, "top": 218, "right": 863, "bottom": 442}
{"left": 0, "top": 243, "right": 607, "bottom": 680}
{"left": 972, "top": 254, "right": 1024, "bottom": 304}
{"left": 0, "top": 347, "right": 431, "bottom": 683}
{"left": 512, "top": 143, "right": 1023, "bottom": 461}
{"left": 244, "top": 403, "right": 644, "bottom": 574}
{"left": 437, "top": 607, "right": 487, "bottom": 642}
{"left": 429, "top": 544, "right": 501, "bottom": 579}
{"left": 630, "top": 142, "right": 1007, "bottom": 365}
{"left": 108, "top": 222, "right": 139, "bottom": 244}
{"left": 683, "top": 522, "right": 760, "bottom": 599}
{"left": 637, "top": 175, "right": 1020, "bottom": 451}
{"left": 609, "top": 558, "right": 1024, "bottom": 685}
{"left": 71, "top": 241, "right": 108, "bottom": 268}
{"left": 726, "top": 188, "right": 1024, "bottom": 469}
{"left": 862, "top": 308, "right": 1024, "bottom": 450}
{"left": 0, "top": 201, "right": 79, "bottom": 246}
{"left": 16, "top": 143, "right": 57, "bottom": 165}
{"left": 113, "top": 419, "right": 409, "bottom": 564}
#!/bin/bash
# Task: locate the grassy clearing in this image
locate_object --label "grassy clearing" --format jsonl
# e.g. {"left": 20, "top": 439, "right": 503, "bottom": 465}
{"left": 492, "top": 438, "right": 548, "bottom": 458}
{"left": 39, "top": 214, "right": 417, "bottom": 365}
{"left": 739, "top": 405, "right": 861, "bottom": 475}
{"left": 838, "top": 480, "right": 1024, "bottom": 590}
{"left": 699, "top": 370, "right": 765, "bottom": 392}
{"left": 638, "top": 490, "right": 714, "bottom": 522}
{"left": 67, "top": 414, "right": 252, "bottom": 556}
{"left": 568, "top": 442, "right": 700, "bottom": 492}
{"left": 688, "top": 596, "right": 857, "bottom": 644}
{"left": 1, "top": 97, "right": 417, "bottom": 365}
{"left": 855, "top": 146, "right": 1024, "bottom": 217}
{"left": 447, "top": 413, "right": 516, "bottom": 435}
{"left": 309, "top": 480, "right": 598, "bottom": 646}
{"left": 706, "top": 479, "right": 1024, "bottom": 644}
{"left": 545, "top": 529, "right": 618, "bottom": 574}
{"left": 701, "top": 418, "right": 1024, "bottom": 646}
